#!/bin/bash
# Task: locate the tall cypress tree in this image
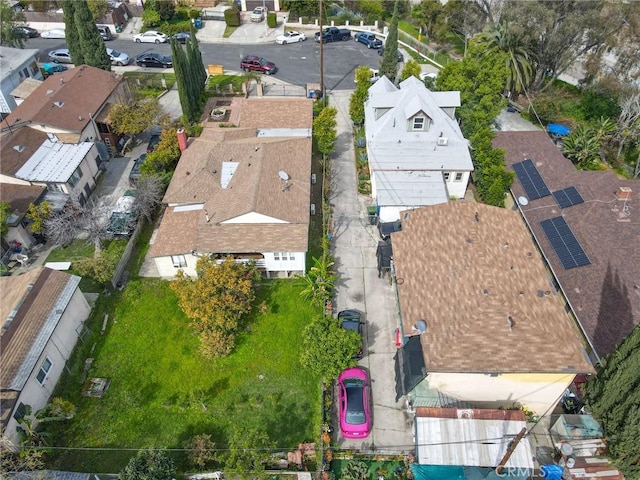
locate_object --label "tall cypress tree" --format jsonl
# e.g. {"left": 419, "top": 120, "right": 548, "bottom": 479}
{"left": 171, "top": 38, "right": 196, "bottom": 122}
{"left": 74, "top": 1, "right": 111, "bottom": 71}
{"left": 380, "top": 0, "right": 399, "bottom": 83}
{"left": 186, "top": 27, "right": 206, "bottom": 107}
{"left": 583, "top": 325, "right": 640, "bottom": 476}
{"left": 62, "top": 0, "right": 84, "bottom": 66}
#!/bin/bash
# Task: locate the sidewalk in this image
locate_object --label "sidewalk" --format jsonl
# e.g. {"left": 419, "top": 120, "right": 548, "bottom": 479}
{"left": 117, "top": 12, "right": 288, "bottom": 44}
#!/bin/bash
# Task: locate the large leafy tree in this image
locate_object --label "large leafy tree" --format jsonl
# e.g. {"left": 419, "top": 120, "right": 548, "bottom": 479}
{"left": 0, "top": 0, "right": 27, "bottom": 48}
{"left": 476, "top": 21, "right": 535, "bottom": 96}
{"left": 441, "top": 0, "right": 487, "bottom": 54}
{"left": 380, "top": 0, "right": 400, "bottom": 83}
{"left": 438, "top": 43, "right": 511, "bottom": 205}
{"left": 25, "top": 201, "right": 52, "bottom": 235}
{"left": 108, "top": 98, "right": 162, "bottom": 138}
{"left": 411, "top": 0, "right": 444, "bottom": 40}
{"left": 399, "top": 59, "right": 422, "bottom": 82}
{"left": 500, "top": 0, "right": 624, "bottom": 92}
{"left": 300, "top": 314, "right": 361, "bottom": 381}
{"left": 583, "top": 324, "right": 640, "bottom": 477}
{"left": 171, "top": 257, "right": 260, "bottom": 358}
{"left": 120, "top": 449, "right": 176, "bottom": 480}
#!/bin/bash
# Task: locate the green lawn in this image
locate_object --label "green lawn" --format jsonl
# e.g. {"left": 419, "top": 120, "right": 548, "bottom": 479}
{"left": 47, "top": 278, "right": 322, "bottom": 472}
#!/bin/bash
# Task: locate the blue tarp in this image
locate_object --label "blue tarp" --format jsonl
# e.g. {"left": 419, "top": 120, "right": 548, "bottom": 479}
{"left": 547, "top": 123, "right": 571, "bottom": 136}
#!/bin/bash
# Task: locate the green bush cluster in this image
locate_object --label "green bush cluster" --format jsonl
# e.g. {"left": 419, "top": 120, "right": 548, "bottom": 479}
{"left": 225, "top": 4, "right": 241, "bottom": 27}
{"left": 267, "top": 11, "right": 277, "bottom": 28}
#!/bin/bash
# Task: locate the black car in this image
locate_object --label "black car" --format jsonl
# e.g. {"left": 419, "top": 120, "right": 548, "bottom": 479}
{"left": 378, "top": 220, "right": 402, "bottom": 240}
{"left": 338, "top": 310, "right": 364, "bottom": 360}
{"left": 378, "top": 46, "right": 404, "bottom": 62}
{"left": 135, "top": 52, "right": 172, "bottom": 68}
{"left": 12, "top": 25, "right": 39, "bottom": 38}
{"left": 146, "top": 135, "right": 161, "bottom": 153}
{"left": 129, "top": 153, "right": 147, "bottom": 185}
{"left": 172, "top": 32, "right": 191, "bottom": 44}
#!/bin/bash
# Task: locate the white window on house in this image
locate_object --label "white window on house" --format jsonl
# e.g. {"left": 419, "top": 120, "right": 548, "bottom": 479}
{"left": 274, "top": 252, "right": 293, "bottom": 261}
{"left": 274, "top": 252, "right": 280, "bottom": 261}
{"left": 36, "top": 357, "right": 52, "bottom": 385}
{"left": 171, "top": 255, "right": 187, "bottom": 268}
{"left": 454, "top": 172, "right": 463, "bottom": 181}
{"left": 288, "top": 253, "right": 295, "bottom": 261}
{"left": 443, "top": 172, "right": 451, "bottom": 181}
{"left": 413, "top": 117, "right": 426, "bottom": 131}
{"left": 68, "top": 166, "right": 83, "bottom": 187}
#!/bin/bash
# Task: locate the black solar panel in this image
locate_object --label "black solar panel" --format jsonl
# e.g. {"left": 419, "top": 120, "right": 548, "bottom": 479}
{"left": 553, "top": 186, "right": 584, "bottom": 209}
{"left": 540, "top": 216, "right": 591, "bottom": 269}
{"left": 513, "top": 159, "right": 551, "bottom": 200}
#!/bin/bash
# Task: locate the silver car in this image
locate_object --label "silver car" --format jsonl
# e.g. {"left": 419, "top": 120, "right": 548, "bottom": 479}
{"left": 48, "top": 48, "right": 73, "bottom": 64}
{"left": 107, "top": 48, "right": 130, "bottom": 66}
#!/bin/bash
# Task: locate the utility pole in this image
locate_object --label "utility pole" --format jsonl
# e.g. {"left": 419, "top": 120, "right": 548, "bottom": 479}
{"left": 495, "top": 427, "right": 527, "bottom": 475}
{"left": 319, "top": 0, "right": 324, "bottom": 96}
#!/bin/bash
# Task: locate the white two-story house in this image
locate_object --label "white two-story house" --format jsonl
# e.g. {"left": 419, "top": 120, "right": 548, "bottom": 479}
{"left": 364, "top": 76, "right": 473, "bottom": 222}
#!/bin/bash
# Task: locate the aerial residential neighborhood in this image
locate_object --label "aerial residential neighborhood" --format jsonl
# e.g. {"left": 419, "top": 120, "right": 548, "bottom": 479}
{"left": 0, "top": 0, "right": 638, "bottom": 479}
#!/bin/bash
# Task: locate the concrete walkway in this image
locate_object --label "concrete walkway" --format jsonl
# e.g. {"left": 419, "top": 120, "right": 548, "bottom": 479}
{"left": 328, "top": 89, "right": 414, "bottom": 452}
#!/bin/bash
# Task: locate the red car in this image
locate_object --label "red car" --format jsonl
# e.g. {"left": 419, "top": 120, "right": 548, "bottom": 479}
{"left": 338, "top": 367, "right": 371, "bottom": 438}
{"left": 240, "top": 55, "right": 278, "bottom": 75}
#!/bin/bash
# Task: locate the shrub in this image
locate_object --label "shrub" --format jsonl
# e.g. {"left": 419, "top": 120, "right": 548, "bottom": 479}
{"left": 355, "top": 137, "right": 366, "bottom": 148}
{"left": 189, "top": 8, "right": 201, "bottom": 19}
{"left": 141, "top": 8, "right": 160, "bottom": 28}
{"left": 267, "top": 11, "right": 277, "bottom": 28}
{"left": 225, "top": 5, "right": 241, "bottom": 27}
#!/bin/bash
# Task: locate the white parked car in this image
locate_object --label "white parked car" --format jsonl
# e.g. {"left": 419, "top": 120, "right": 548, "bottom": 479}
{"left": 250, "top": 6, "right": 267, "bottom": 22}
{"left": 107, "top": 48, "right": 130, "bottom": 66}
{"left": 133, "top": 30, "right": 168, "bottom": 44}
{"left": 41, "top": 28, "right": 66, "bottom": 39}
{"left": 276, "top": 30, "right": 306, "bottom": 44}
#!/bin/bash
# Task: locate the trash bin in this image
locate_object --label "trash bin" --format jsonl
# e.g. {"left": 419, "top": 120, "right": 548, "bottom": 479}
{"left": 194, "top": 17, "right": 202, "bottom": 29}
{"left": 367, "top": 206, "right": 378, "bottom": 225}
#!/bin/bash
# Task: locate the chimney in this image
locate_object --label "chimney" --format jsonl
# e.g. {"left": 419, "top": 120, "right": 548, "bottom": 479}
{"left": 617, "top": 186, "right": 632, "bottom": 199}
{"left": 177, "top": 128, "right": 188, "bottom": 152}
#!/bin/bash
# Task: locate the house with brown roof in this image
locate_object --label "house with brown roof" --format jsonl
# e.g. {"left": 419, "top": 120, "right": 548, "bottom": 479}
{"left": 0, "top": 126, "right": 102, "bottom": 205}
{"left": 364, "top": 76, "right": 473, "bottom": 222}
{"left": 148, "top": 97, "right": 313, "bottom": 278}
{"left": 0, "top": 183, "right": 46, "bottom": 250}
{"left": 0, "top": 267, "right": 90, "bottom": 447}
{"left": 493, "top": 131, "right": 639, "bottom": 359}
{"left": 391, "top": 202, "right": 593, "bottom": 416}
{"left": 3, "top": 65, "right": 131, "bottom": 155}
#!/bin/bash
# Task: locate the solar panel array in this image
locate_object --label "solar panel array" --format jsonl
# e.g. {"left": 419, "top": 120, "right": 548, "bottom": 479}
{"left": 513, "top": 159, "right": 551, "bottom": 200}
{"left": 553, "top": 186, "right": 584, "bottom": 209}
{"left": 540, "top": 216, "right": 591, "bottom": 269}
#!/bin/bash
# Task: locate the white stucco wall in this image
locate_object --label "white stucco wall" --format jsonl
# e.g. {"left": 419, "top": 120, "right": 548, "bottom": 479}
{"left": 154, "top": 251, "right": 305, "bottom": 279}
{"left": 3, "top": 286, "right": 90, "bottom": 446}
{"left": 445, "top": 171, "right": 469, "bottom": 199}
{"left": 426, "top": 372, "right": 576, "bottom": 416}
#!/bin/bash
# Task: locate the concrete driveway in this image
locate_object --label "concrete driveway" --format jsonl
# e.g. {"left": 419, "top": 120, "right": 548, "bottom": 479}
{"left": 328, "top": 89, "right": 414, "bottom": 453}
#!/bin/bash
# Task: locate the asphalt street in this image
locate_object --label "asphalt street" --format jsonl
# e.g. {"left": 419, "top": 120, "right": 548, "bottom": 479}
{"left": 24, "top": 35, "right": 396, "bottom": 90}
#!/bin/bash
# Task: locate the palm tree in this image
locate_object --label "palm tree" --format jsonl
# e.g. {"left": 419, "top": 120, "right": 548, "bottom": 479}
{"left": 562, "top": 125, "right": 601, "bottom": 169}
{"left": 476, "top": 22, "right": 536, "bottom": 96}
{"left": 592, "top": 116, "right": 617, "bottom": 164}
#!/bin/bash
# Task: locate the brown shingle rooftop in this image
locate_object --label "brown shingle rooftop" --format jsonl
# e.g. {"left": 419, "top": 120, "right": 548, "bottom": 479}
{"left": 0, "top": 127, "right": 49, "bottom": 176}
{"left": 493, "top": 131, "right": 639, "bottom": 358}
{"left": 393, "top": 202, "right": 593, "bottom": 374}
{"left": 0, "top": 183, "right": 46, "bottom": 222}
{"left": 150, "top": 97, "right": 312, "bottom": 259}
{"left": 5, "top": 65, "right": 124, "bottom": 133}
{"left": 0, "top": 268, "right": 71, "bottom": 389}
